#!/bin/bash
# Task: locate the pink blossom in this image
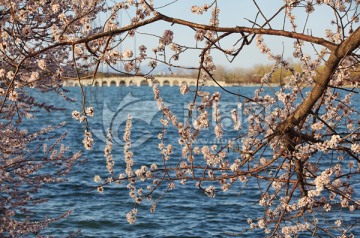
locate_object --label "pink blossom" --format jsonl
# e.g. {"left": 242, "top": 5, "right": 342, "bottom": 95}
{"left": 161, "top": 30, "right": 173, "bottom": 45}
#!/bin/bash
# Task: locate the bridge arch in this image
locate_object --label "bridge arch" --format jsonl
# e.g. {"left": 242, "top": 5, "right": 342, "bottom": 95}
{"left": 94, "top": 81, "right": 100, "bottom": 86}
{"left": 173, "top": 80, "right": 179, "bottom": 86}
{"left": 190, "top": 81, "right": 196, "bottom": 86}
{"left": 119, "top": 80, "right": 126, "bottom": 86}
{"left": 110, "top": 80, "right": 116, "bottom": 86}
{"left": 102, "top": 81, "right": 108, "bottom": 87}
{"left": 140, "top": 80, "right": 149, "bottom": 86}
{"left": 163, "top": 80, "right": 170, "bottom": 86}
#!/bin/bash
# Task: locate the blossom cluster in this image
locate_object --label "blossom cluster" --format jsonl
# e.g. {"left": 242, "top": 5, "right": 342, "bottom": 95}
{"left": 124, "top": 115, "right": 134, "bottom": 177}
{"left": 104, "top": 129, "right": 114, "bottom": 174}
{"left": 191, "top": 4, "right": 210, "bottom": 15}
{"left": 72, "top": 107, "right": 94, "bottom": 122}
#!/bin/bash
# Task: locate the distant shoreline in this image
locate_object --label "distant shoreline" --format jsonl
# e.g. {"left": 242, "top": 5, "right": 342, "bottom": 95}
{"left": 61, "top": 76, "right": 358, "bottom": 88}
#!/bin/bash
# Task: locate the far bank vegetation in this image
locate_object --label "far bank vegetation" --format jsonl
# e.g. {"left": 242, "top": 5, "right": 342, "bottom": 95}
{"left": 188, "top": 64, "right": 360, "bottom": 85}
{"left": 94, "top": 63, "right": 359, "bottom": 85}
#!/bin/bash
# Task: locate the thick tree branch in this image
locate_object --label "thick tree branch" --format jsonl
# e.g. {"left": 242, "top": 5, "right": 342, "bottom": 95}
{"left": 276, "top": 27, "right": 360, "bottom": 134}
{"left": 156, "top": 12, "right": 337, "bottom": 51}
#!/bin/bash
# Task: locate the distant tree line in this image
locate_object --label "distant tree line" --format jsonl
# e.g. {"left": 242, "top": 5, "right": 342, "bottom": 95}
{"left": 199, "top": 64, "right": 360, "bottom": 85}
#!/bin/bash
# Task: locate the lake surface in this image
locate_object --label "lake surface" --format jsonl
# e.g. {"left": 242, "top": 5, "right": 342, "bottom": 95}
{"left": 22, "top": 85, "right": 359, "bottom": 237}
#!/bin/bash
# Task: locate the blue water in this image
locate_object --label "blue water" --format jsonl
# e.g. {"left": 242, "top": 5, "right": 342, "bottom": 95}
{"left": 20, "top": 86, "right": 359, "bottom": 237}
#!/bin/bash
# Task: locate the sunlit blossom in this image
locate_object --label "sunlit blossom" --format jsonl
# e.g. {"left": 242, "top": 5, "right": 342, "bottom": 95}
{"left": 37, "top": 59, "right": 46, "bottom": 70}
{"left": 204, "top": 185, "right": 216, "bottom": 197}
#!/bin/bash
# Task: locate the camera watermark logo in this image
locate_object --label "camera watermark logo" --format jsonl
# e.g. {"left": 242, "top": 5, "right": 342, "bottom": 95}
{"left": 185, "top": 101, "right": 243, "bottom": 132}
{"left": 90, "top": 93, "right": 160, "bottom": 147}
{"left": 89, "top": 91, "right": 253, "bottom": 147}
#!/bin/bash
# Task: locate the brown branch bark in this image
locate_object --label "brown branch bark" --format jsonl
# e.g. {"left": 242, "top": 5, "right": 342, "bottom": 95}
{"left": 276, "top": 27, "right": 360, "bottom": 134}
{"left": 156, "top": 12, "right": 337, "bottom": 51}
{"left": 27, "top": 14, "right": 163, "bottom": 58}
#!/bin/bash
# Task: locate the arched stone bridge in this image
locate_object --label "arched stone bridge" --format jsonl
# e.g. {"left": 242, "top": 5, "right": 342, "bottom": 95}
{"left": 62, "top": 76, "right": 231, "bottom": 87}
